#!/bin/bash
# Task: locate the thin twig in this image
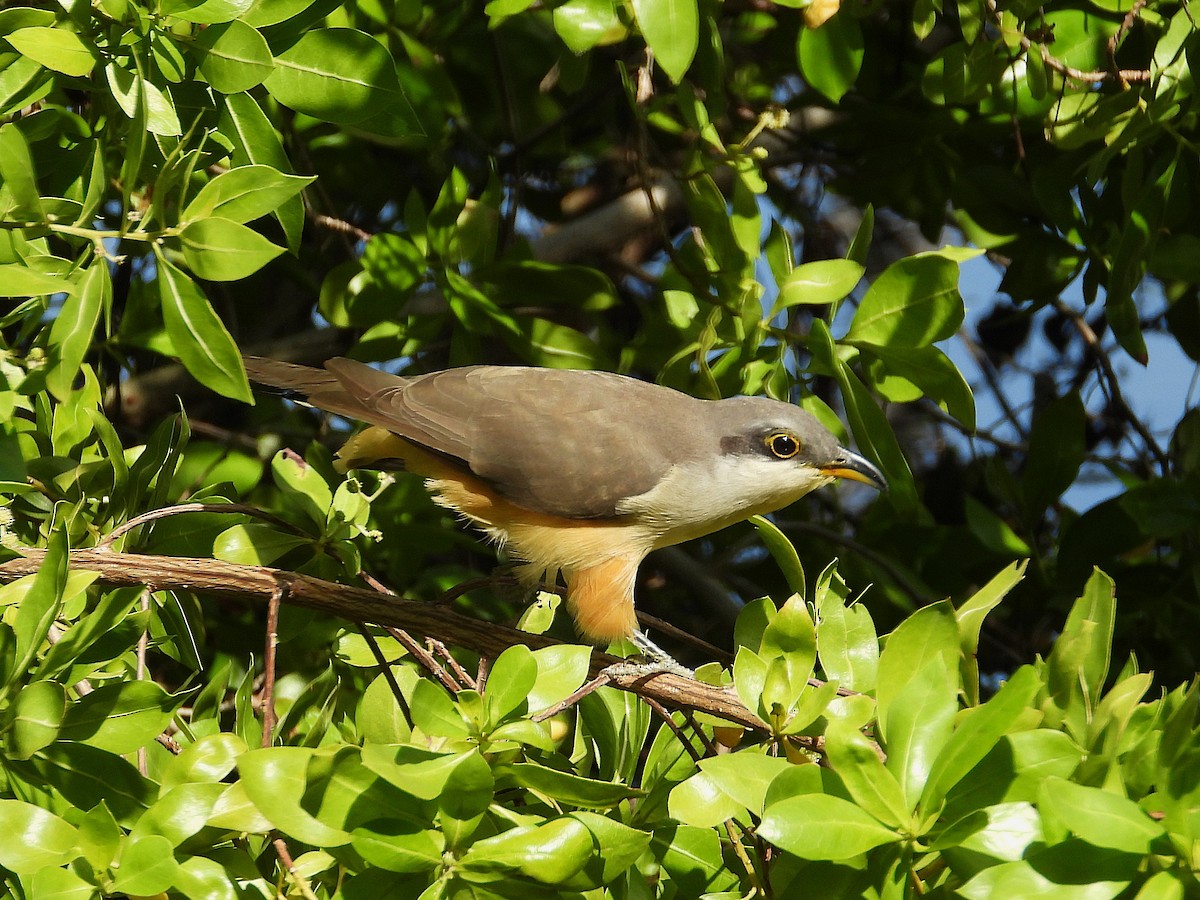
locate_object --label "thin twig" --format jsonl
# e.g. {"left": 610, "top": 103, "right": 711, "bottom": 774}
{"left": 428, "top": 638, "right": 476, "bottom": 690}
{"left": 1051, "top": 299, "right": 1170, "bottom": 475}
{"left": 135, "top": 589, "right": 151, "bottom": 777}
{"left": 531, "top": 673, "right": 612, "bottom": 723}
{"left": 644, "top": 695, "right": 704, "bottom": 763}
{"left": 261, "top": 582, "right": 285, "bottom": 748}
{"left": 96, "top": 502, "right": 304, "bottom": 550}
{"left": 383, "top": 625, "right": 464, "bottom": 693}
{"left": 272, "top": 837, "right": 320, "bottom": 900}
{"left": 355, "top": 623, "right": 411, "bottom": 717}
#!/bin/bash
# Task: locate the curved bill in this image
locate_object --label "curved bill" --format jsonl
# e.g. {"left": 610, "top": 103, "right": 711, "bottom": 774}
{"left": 821, "top": 449, "right": 887, "bottom": 491}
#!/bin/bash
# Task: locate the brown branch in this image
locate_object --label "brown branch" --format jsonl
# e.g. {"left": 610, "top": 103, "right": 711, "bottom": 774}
{"left": 0, "top": 549, "right": 770, "bottom": 730}
{"left": 261, "top": 583, "right": 284, "bottom": 747}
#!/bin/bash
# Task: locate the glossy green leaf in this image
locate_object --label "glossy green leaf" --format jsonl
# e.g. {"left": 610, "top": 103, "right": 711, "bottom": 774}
{"left": 59, "top": 680, "right": 179, "bottom": 754}
{"left": 184, "top": 165, "right": 313, "bottom": 225}
{"left": 749, "top": 515, "right": 806, "bottom": 598}
{"left": 504, "top": 763, "right": 641, "bottom": 808}
{"left": 485, "top": 644, "right": 537, "bottom": 723}
{"left": 824, "top": 720, "right": 909, "bottom": 827}
{"left": 7, "top": 27, "right": 95, "bottom": 77}
{"left": 179, "top": 217, "right": 284, "bottom": 281}
{"left": 0, "top": 263, "right": 72, "bottom": 297}
{"left": 527, "top": 644, "right": 592, "bottom": 713}
{"left": 884, "top": 654, "right": 957, "bottom": 808}
{"left": 238, "top": 747, "right": 350, "bottom": 846}
{"left": 553, "top": 0, "right": 626, "bottom": 52}
{"left": 13, "top": 523, "right": 67, "bottom": 678}
{"left": 0, "top": 800, "right": 78, "bottom": 872}
{"left": 219, "top": 91, "right": 304, "bottom": 251}
{"left": 161, "top": 0, "right": 254, "bottom": 23}
{"left": 192, "top": 20, "right": 274, "bottom": 93}
{"left": 862, "top": 343, "right": 975, "bottom": 431}
{"left": 875, "top": 600, "right": 959, "bottom": 738}
{"left": 45, "top": 261, "right": 107, "bottom": 401}
{"left": 775, "top": 258, "right": 864, "bottom": 311}
{"left": 816, "top": 594, "right": 878, "bottom": 693}
{"left": 155, "top": 248, "right": 252, "bottom": 403}
{"left": 265, "top": 28, "right": 422, "bottom": 136}
{"left": 9, "top": 679, "right": 65, "bottom": 759}
{"left": 212, "top": 522, "right": 309, "bottom": 565}
{"left": 1047, "top": 568, "right": 1116, "bottom": 728}
{"left": 630, "top": 0, "right": 698, "bottom": 83}
{"left": 1039, "top": 778, "right": 1165, "bottom": 852}
{"left": 351, "top": 822, "right": 444, "bottom": 872}
{"left": 797, "top": 12, "right": 864, "bottom": 102}
{"left": 463, "top": 816, "right": 593, "bottom": 883}
{"left": 920, "top": 665, "right": 1041, "bottom": 809}
{"left": 760, "top": 794, "right": 899, "bottom": 860}
{"left": 0, "top": 122, "right": 43, "bottom": 220}
{"left": 110, "top": 834, "right": 178, "bottom": 895}
{"left": 668, "top": 753, "right": 790, "bottom": 826}
{"left": 845, "top": 252, "right": 967, "bottom": 347}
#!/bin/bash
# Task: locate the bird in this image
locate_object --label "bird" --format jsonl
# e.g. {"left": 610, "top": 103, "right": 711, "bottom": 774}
{"left": 243, "top": 356, "right": 886, "bottom": 662}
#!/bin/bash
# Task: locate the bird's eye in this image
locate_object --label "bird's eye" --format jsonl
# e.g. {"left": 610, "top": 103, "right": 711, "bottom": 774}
{"left": 767, "top": 432, "right": 800, "bottom": 459}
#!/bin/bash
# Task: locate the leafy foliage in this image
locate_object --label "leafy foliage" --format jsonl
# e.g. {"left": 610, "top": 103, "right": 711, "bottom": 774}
{"left": 2, "top": 0, "right": 1200, "bottom": 893}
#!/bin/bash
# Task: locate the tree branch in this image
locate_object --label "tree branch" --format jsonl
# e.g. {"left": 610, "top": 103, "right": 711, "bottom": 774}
{"left": 0, "top": 549, "right": 769, "bottom": 731}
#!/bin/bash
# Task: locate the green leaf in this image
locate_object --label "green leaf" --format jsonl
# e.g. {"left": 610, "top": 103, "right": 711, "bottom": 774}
{"left": 410, "top": 679, "right": 470, "bottom": 739}
{"left": 13, "top": 523, "right": 67, "bottom": 679}
{"left": 7, "top": 27, "right": 95, "bottom": 77}
{"left": 179, "top": 217, "right": 284, "bottom": 281}
{"left": 749, "top": 515, "right": 806, "bottom": 599}
{"left": 884, "top": 654, "right": 957, "bottom": 808}
{"left": 861, "top": 344, "right": 975, "bottom": 431}
{"left": 1047, "top": 568, "right": 1116, "bottom": 725}
{"left": 45, "top": 261, "right": 107, "bottom": 401}
{"left": 351, "top": 822, "right": 444, "bottom": 873}
{"left": 504, "top": 763, "right": 641, "bottom": 808}
{"left": 155, "top": 248, "right": 252, "bottom": 403}
{"left": 0, "top": 800, "right": 78, "bottom": 872}
{"left": 1039, "top": 778, "right": 1165, "bottom": 853}
{"left": 845, "top": 251, "right": 968, "bottom": 347}
{"left": 184, "top": 165, "right": 313, "bottom": 225}
{"left": 0, "top": 263, "right": 72, "bottom": 297}
{"left": 668, "top": 753, "right": 790, "bottom": 827}
{"left": 775, "top": 258, "right": 864, "bottom": 311}
{"left": 553, "top": 0, "right": 626, "bottom": 53}
{"left": 111, "top": 834, "right": 178, "bottom": 895}
{"left": 219, "top": 92, "right": 304, "bottom": 251}
{"left": 238, "top": 747, "right": 350, "bottom": 846}
{"left": 160, "top": 0, "right": 254, "bottom": 24}
{"left": 0, "top": 122, "right": 43, "bottom": 220}
{"left": 527, "top": 644, "right": 592, "bottom": 713}
{"left": 9, "top": 680, "right": 65, "bottom": 759}
{"left": 760, "top": 794, "right": 899, "bottom": 860}
{"left": 162, "top": 733, "right": 247, "bottom": 787}
{"left": 485, "top": 644, "right": 537, "bottom": 723}
{"left": 212, "top": 522, "right": 309, "bottom": 565}
{"left": 824, "top": 720, "right": 909, "bottom": 828}
{"left": 463, "top": 817, "right": 593, "bottom": 884}
{"left": 816, "top": 590, "right": 878, "bottom": 693}
{"left": 630, "top": 0, "right": 698, "bottom": 83}
{"left": 264, "top": 28, "right": 422, "bottom": 136}
{"left": 59, "top": 680, "right": 179, "bottom": 755}
{"left": 875, "top": 600, "right": 958, "bottom": 740}
{"left": 920, "top": 666, "right": 1041, "bottom": 809}
{"left": 797, "top": 12, "right": 864, "bottom": 102}
{"left": 192, "top": 20, "right": 274, "bottom": 93}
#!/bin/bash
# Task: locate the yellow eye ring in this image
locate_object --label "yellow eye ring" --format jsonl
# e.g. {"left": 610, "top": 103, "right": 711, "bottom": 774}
{"left": 767, "top": 432, "right": 800, "bottom": 459}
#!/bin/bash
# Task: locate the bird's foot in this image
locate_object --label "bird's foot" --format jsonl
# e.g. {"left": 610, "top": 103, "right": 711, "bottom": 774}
{"left": 603, "top": 631, "right": 694, "bottom": 679}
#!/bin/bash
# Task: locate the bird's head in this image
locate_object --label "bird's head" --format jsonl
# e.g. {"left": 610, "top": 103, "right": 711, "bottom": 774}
{"left": 716, "top": 396, "right": 887, "bottom": 499}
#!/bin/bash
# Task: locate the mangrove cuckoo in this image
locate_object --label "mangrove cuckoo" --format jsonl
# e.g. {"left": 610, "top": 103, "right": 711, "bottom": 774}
{"left": 244, "top": 357, "right": 886, "bottom": 655}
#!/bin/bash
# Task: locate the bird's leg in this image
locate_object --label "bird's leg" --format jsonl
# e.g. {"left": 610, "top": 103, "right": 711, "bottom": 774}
{"left": 616, "top": 630, "right": 695, "bottom": 678}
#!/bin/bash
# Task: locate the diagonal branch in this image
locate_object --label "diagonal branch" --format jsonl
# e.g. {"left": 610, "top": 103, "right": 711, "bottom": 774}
{"left": 0, "top": 549, "right": 769, "bottom": 731}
